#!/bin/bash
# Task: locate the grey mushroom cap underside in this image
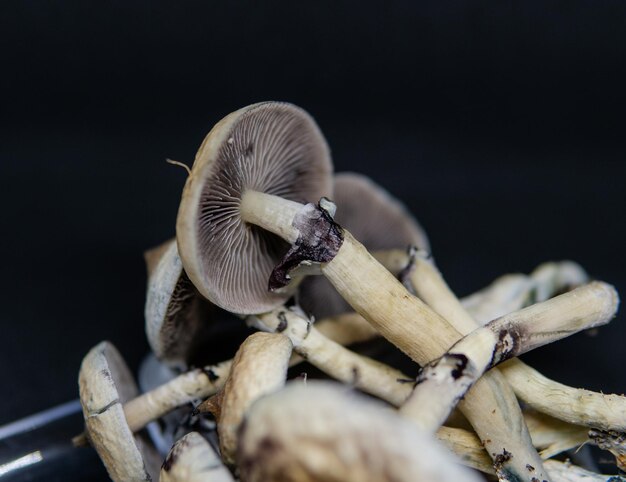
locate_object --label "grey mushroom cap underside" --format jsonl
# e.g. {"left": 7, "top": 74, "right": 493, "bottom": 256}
{"left": 299, "top": 172, "right": 429, "bottom": 319}
{"left": 78, "top": 341, "right": 161, "bottom": 481}
{"left": 180, "top": 102, "right": 333, "bottom": 314}
{"left": 145, "top": 239, "right": 251, "bottom": 368}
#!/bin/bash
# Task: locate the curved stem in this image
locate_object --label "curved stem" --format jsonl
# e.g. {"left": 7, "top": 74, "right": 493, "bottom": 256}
{"left": 455, "top": 261, "right": 626, "bottom": 433}
{"left": 401, "top": 282, "right": 618, "bottom": 432}
{"left": 250, "top": 307, "right": 413, "bottom": 406}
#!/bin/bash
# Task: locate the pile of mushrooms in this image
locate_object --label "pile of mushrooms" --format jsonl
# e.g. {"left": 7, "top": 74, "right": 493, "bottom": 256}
{"left": 77, "top": 102, "right": 626, "bottom": 482}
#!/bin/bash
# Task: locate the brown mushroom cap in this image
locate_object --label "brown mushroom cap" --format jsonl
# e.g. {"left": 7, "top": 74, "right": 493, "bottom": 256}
{"left": 144, "top": 239, "right": 248, "bottom": 368}
{"left": 78, "top": 341, "right": 160, "bottom": 481}
{"left": 299, "top": 172, "right": 429, "bottom": 318}
{"left": 177, "top": 102, "right": 333, "bottom": 315}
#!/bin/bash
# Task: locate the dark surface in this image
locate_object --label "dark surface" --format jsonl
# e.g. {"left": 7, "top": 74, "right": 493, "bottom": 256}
{"left": 1, "top": 1, "right": 625, "bottom": 477}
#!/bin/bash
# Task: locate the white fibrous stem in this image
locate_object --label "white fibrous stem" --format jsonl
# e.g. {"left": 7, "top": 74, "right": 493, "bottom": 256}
{"left": 250, "top": 307, "right": 413, "bottom": 406}
{"left": 461, "top": 260, "right": 589, "bottom": 322}
{"left": 216, "top": 332, "right": 293, "bottom": 465}
{"left": 402, "top": 251, "right": 626, "bottom": 467}
{"left": 400, "top": 282, "right": 618, "bottom": 432}
{"left": 523, "top": 411, "right": 588, "bottom": 460}
{"left": 239, "top": 193, "right": 548, "bottom": 481}
{"left": 454, "top": 262, "right": 626, "bottom": 433}
{"left": 240, "top": 190, "right": 301, "bottom": 244}
{"left": 529, "top": 261, "right": 589, "bottom": 304}
{"left": 461, "top": 273, "right": 534, "bottom": 323}
{"left": 123, "top": 360, "right": 233, "bottom": 433}
{"left": 500, "top": 360, "right": 626, "bottom": 432}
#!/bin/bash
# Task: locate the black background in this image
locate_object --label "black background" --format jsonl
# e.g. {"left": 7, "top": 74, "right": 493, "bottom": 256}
{"left": 1, "top": 0, "right": 625, "bottom": 440}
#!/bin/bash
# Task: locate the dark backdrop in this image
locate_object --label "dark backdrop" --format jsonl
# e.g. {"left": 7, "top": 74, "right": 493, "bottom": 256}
{"left": 1, "top": 0, "right": 625, "bottom": 434}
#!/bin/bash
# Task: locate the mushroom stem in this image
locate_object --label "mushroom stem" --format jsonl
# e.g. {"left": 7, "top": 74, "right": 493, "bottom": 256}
{"left": 499, "top": 361, "right": 626, "bottom": 432}
{"left": 400, "top": 282, "right": 618, "bottom": 432}
{"left": 240, "top": 190, "right": 301, "bottom": 243}
{"left": 425, "top": 258, "right": 626, "bottom": 433}
{"left": 437, "top": 425, "right": 623, "bottom": 482}
{"left": 523, "top": 411, "right": 589, "bottom": 460}
{"left": 237, "top": 194, "right": 548, "bottom": 481}
{"left": 123, "top": 360, "right": 233, "bottom": 433}
{"left": 249, "top": 307, "right": 413, "bottom": 406}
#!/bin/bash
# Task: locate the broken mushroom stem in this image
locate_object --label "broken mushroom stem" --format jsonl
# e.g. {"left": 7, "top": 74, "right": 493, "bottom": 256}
{"left": 400, "top": 281, "right": 619, "bottom": 433}
{"left": 404, "top": 252, "right": 626, "bottom": 434}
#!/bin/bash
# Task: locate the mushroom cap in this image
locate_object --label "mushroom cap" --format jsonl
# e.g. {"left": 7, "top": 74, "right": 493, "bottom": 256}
{"left": 237, "top": 381, "right": 482, "bottom": 482}
{"left": 144, "top": 239, "right": 248, "bottom": 368}
{"left": 332, "top": 172, "right": 429, "bottom": 252}
{"left": 299, "top": 172, "right": 429, "bottom": 319}
{"left": 217, "top": 332, "right": 293, "bottom": 465}
{"left": 160, "top": 432, "right": 234, "bottom": 482}
{"left": 78, "top": 341, "right": 160, "bottom": 481}
{"left": 176, "top": 102, "right": 333, "bottom": 315}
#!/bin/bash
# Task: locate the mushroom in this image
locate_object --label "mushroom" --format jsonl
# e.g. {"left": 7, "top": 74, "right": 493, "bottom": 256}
{"left": 237, "top": 381, "right": 483, "bottom": 482}
{"left": 460, "top": 273, "right": 534, "bottom": 323}
{"left": 78, "top": 341, "right": 161, "bottom": 481}
{"left": 176, "top": 101, "right": 332, "bottom": 315}
{"left": 400, "top": 281, "right": 618, "bottom": 433}
{"left": 144, "top": 239, "right": 249, "bottom": 369}
{"left": 299, "top": 172, "right": 430, "bottom": 318}
{"left": 175, "top": 104, "right": 554, "bottom": 479}
{"left": 210, "top": 332, "right": 293, "bottom": 466}
{"left": 160, "top": 432, "right": 234, "bottom": 482}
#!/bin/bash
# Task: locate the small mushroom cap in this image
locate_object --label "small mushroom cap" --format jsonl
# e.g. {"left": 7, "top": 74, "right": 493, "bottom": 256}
{"left": 177, "top": 102, "right": 333, "bottom": 314}
{"left": 160, "top": 432, "right": 234, "bottom": 482}
{"left": 145, "top": 239, "right": 198, "bottom": 366}
{"left": 217, "top": 332, "right": 293, "bottom": 465}
{"left": 300, "top": 172, "right": 429, "bottom": 318}
{"left": 144, "top": 239, "right": 249, "bottom": 368}
{"left": 78, "top": 341, "right": 160, "bottom": 482}
{"left": 237, "top": 381, "right": 482, "bottom": 482}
